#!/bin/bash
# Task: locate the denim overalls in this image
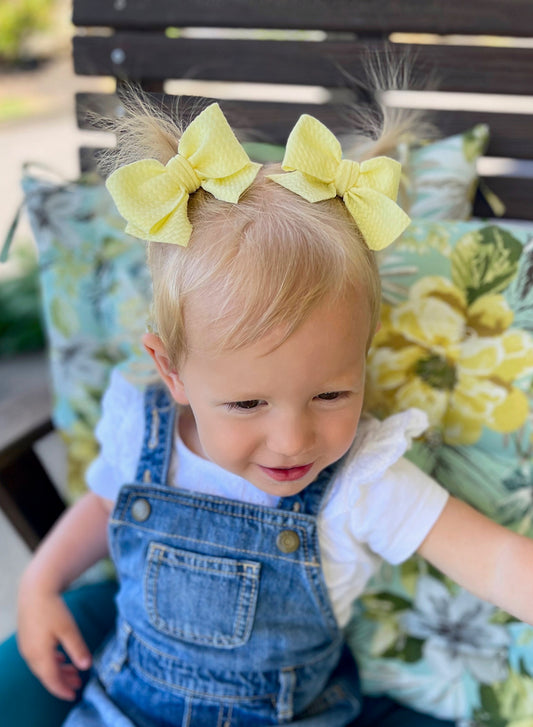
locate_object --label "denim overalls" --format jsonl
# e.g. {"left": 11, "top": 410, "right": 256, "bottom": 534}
{"left": 64, "top": 384, "right": 362, "bottom": 726}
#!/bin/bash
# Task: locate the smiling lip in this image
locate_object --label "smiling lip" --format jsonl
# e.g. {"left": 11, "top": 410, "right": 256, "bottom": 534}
{"left": 258, "top": 463, "right": 314, "bottom": 482}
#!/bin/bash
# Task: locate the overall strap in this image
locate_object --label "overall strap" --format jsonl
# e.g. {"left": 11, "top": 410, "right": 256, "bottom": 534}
{"left": 277, "top": 462, "right": 339, "bottom": 517}
{"left": 134, "top": 383, "right": 177, "bottom": 486}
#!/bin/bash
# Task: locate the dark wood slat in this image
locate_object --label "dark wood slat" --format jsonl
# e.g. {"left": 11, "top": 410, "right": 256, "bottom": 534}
{"left": 76, "top": 93, "right": 365, "bottom": 145}
{"left": 0, "top": 379, "right": 64, "bottom": 549}
{"left": 73, "top": 35, "right": 370, "bottom": 87}
{"left": 0, "top": 383, "right": 53, "bottom": 468}
{"left": 0, "top": 450, "right": 66, "bottom": 549}
{"left": 76, "top": 93, "right": 533, "bottom": 161}
{"left": 473, "top": 176, "right": 533, "bottom": 220}
{"left": 73, "top": 35, "right": 533, "bottom": 96}
{"left": 426, "top": 110, "right": 533, "bottom": 161}
{"left": 73, "top": 0, "right": 533, "bottom": 36}
{"left": 80, "top": 147, "right": 101, "bottom": 173}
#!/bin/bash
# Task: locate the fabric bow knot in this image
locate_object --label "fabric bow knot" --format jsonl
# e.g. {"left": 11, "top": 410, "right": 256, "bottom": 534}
{"left": 106, "top": 103, "right": 261, "bottom": 246}
{"left": 268, "top": 114, "right": 410, "bottom": 250}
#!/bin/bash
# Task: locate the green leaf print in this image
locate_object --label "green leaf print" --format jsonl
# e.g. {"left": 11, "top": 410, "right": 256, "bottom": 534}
{"left": 381, "top": 635, "right": 423, "bottom": 663}
{"left": 505, "top": 238, "right": 533, "bottom": 332}
{"left": 473, "top": 684, "right": 508, "bottom": 727}
{"left": 462, "top": 124, "right": 489, "bottom": 163}
{"left": 480, "top": 670, "right": 533, "bottom": 724}
{"left": 361, "top": 592, "right": 413, "bottom": 615}
{"left": 50, "top": 296, "right": 80, "bottom": 337}
{"left": 451, "top": 226, "right": 523, "bottom": 304}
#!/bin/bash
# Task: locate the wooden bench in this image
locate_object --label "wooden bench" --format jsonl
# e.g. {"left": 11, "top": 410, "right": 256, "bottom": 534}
{"left": 3, "top": 0, "right": 533, "bottom": 548}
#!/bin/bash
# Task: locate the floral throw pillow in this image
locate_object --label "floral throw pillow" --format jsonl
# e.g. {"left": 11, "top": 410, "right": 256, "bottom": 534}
{"left": 347, "top": 219, "right": 533, "bottom": 725}
{"left": 23, "top": 173, "right": 154, "bottom": 499}
{"left": 400, "top": 124, "right": 489, "bottom": 220}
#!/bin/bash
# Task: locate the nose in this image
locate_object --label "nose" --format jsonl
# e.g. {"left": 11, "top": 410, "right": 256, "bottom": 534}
{"left": 267, "top": 409, "right": 315, "bottom": 459}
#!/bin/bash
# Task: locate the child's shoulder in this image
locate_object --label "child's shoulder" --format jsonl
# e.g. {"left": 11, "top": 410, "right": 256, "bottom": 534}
{"left": 322, "top": 408, "right": 447, "bottom": 568}
{"left": 97, "top": 366, "right": 165, "bottom": 445}
{"left": 103, "top": 366, "right": 144, "bottom": 406}
{"left": 349, "top": 408, "right": 429, "bottom": 472}
{"left": 104, "top": 364, "right": 160, "bottom": 405}
{"left": 89, "top": 368, "right": 159, "bottom": 479}
{"left": 86, "top": 368, "right": 162, "bottom": 498}
{"left": 328, "top": 407, "right": 432, "bottom": 499}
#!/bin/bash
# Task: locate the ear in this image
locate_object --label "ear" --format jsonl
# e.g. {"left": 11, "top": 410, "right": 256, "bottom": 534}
{"left": 142, "top": 332, "right": 190, "bottom": 405}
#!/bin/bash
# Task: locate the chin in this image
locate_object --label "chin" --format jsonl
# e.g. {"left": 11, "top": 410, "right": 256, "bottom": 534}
{"left": 254, "top": 476, "right": 314, "bottom": 498}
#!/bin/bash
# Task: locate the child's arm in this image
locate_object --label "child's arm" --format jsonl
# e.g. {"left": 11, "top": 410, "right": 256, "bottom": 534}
{"left": 17, "top": 491, "right": 112, "bottom": 701}
{"left": 418, "top": 495, "right": 533, "bottom": 623}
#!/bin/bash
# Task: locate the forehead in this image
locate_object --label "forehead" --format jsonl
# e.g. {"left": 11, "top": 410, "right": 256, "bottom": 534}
{"left": 183, "top": 281, "right": 371, "bottom": 354}
{"left": 182, "top": 291, "right": 371, "bottom": 389}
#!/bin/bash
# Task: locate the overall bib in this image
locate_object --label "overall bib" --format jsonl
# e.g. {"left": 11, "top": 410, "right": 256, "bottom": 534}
{"left": 64, "top": 385, "right": 362, "bottom": 726}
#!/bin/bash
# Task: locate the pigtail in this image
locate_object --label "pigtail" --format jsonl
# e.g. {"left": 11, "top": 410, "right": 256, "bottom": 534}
{"left": 97, "top": 86, "right": 186, "bottom": 177}
{"left": 334, "top": 55, "right": 438, "bottom": 217}
{"left": 339, "top": 54, "right": 437, "bottom": 162}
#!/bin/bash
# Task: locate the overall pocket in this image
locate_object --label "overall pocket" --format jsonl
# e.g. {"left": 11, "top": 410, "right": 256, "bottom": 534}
{"left": 144, "top": 542, "right": 261, "bottom": 648}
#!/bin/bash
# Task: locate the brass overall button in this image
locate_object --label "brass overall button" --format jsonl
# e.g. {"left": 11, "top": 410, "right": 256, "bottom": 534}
{"left": 131, "top": 498, "right": 151, "bottom": 522}
{"left": 276, "top": 530, "right": 300, "bottom": 553}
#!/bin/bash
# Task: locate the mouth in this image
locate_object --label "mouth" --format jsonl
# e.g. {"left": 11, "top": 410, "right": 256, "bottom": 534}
{"left": 258, "top": 463, "right": 314, "bottom": 482}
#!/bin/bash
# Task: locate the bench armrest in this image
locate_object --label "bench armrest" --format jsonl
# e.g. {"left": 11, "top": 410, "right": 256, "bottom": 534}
{"left": 0, "top": 379, "right": 65, "bottom": 550}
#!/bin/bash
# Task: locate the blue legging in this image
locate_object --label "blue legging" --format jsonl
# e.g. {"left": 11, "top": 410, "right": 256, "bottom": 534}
{"left": 0, "top": 580, "right": 117, "bottom": 727}
{"left": 0, "top": 580, "right": 455, "bottom": 726}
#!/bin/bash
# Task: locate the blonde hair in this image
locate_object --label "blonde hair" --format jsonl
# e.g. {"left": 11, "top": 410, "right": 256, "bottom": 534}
{"left": 102, "top": 91, "right": 416, "bottom": 368}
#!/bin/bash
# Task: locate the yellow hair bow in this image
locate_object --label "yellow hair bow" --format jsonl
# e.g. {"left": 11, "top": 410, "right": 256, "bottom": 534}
{"left": 106, "top": 103, "right": 261, "bottom": 246}
{"left": 268, "top": 114, "right": 410, "bottom": 251}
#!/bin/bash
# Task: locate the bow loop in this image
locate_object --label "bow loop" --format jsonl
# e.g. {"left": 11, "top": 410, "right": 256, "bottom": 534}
{"left": 268, "top": 114, "right": 410, "bottom": 250}
{"left": 106, "top": 103, "right": 261, "bottom": 246}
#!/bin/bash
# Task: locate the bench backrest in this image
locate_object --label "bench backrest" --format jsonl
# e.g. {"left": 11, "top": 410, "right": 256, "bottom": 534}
{"left": 72, "top": 0, "right": 533, "bottom": 219}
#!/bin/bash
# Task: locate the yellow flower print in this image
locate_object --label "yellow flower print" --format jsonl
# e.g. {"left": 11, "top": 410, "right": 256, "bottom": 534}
{"left": 367, "top": 276, "right": 533, "bottom": 445}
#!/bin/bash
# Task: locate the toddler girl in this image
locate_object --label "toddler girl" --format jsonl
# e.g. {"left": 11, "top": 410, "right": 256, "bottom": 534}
{"left": 17, "top": 99, "right": 533, "bottom": 727}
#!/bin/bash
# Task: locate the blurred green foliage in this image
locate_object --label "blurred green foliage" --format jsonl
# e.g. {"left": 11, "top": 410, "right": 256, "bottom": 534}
{"left": 0, "top": 247, "right": 45, "bottom": 356}
{"left": 0, "top": 0, "right": 56, "bottom": 62}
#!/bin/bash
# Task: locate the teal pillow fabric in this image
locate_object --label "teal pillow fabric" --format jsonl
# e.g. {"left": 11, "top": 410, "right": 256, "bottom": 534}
{"left": 401, "top": 125, "right": 489, "bottom": 220}
{"left": 242, "top": 141, "right": 284, "bottom": 163}
{"left": 348, "top": 219, "right": 533, "bottom": 725}
{"left": 23, "top": 174, "right": 154, "bottom": 498}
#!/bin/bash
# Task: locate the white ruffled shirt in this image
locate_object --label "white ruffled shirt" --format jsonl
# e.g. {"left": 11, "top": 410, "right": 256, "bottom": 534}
{"left": 87, "top": 369, "right": 448, "bottom": 627}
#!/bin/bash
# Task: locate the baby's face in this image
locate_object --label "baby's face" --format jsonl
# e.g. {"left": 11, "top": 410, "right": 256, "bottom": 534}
{"left": 171, "top": 292, "right": 371, "bottom": 497}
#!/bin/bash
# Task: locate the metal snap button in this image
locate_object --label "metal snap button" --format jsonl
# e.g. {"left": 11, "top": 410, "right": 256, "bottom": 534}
{"left": 276, "top": 530, "right": 300, "bottom": 553}
{"left": 131, "top": 498, "right": 151, "bottom": 522}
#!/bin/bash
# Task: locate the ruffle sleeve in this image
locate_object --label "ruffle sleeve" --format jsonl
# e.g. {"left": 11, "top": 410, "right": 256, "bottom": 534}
{"left": 85, "top": 368, "right": 146, "bottom": 501}
{"left": 319, "top": 408, "right": 449, "bottom": 626}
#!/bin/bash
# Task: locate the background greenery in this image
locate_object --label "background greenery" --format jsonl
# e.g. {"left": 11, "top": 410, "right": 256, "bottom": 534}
{"left": 0, "top": 0, "right": 57, "bottom": 63}
{"left": 0, "top": 244, "right": 44, "bottom": 356}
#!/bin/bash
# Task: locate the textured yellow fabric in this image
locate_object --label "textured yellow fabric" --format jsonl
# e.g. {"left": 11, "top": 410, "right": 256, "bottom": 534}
{"left": 106, "top": 103, "right": 261, "bottom": 246}
{"left": 268, "top": 114, "right": 411, "bottom": 251}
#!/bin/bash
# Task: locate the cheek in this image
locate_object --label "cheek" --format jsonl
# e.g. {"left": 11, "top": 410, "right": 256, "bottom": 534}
{"left": 326, "top": 407, "right": 362, "bottom": 454}
{"left": 196, "top": 415, "right": 257, "bottom": 463}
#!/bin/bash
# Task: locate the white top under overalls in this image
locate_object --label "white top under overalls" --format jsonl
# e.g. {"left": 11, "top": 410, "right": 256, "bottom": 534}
{"left": 87, "top": 369, "right": 448, "bottom": 628}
